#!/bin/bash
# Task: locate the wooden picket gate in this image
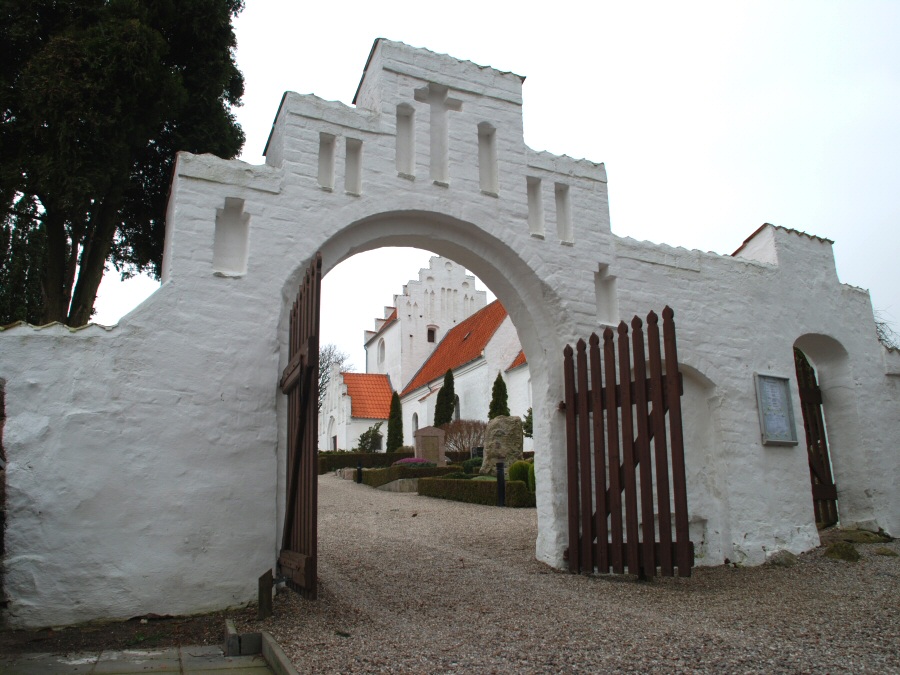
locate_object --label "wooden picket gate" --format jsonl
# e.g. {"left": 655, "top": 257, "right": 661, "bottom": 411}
{"left": 278, "top": 253, "right": 322, "bottom": 599}
{"left": 563, "top": 306, "right": 693, "bottom": 578}
{"left": 793, "top": 348, "right": 839, "bottom": 528}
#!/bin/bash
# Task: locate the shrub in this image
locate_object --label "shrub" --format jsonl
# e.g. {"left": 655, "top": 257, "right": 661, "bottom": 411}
{"left": 527, "top": 461, "right": 536, "bottom": 493}
{"left": 509, "top": 460, "right": 530, "bottom": 484}
{"left": 361, "top": 465, "right": 461, "bottom": 488}
{"left": 522, "top": 407, "right": 533, "bottom": 438}
{"left": 317, "top": 451, "right": 413, "bottom": 474}
{"left": 418, "top": 478, "right": 535, "bottom": 507}
{"left": 441, "top": 472, "right": 473, "bottom": 480}
{"left": 357, "top": 422, "right": 383, "bottom": 453}
{"left": 443, "top": 419, "right": 487, "bottom": 455}
{"left": 444, "top": 450, "right": 471, "bottom": 464}
{"left": 392, "top": 457, "right": 434, "bottom": 467}
{"left": 462, "top": 457, "right": 483, "bottom": 474}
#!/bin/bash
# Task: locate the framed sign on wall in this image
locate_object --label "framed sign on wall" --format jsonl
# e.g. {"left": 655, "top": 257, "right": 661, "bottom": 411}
{"left": 754, "top": 374, "right": 799, "bottom": 446}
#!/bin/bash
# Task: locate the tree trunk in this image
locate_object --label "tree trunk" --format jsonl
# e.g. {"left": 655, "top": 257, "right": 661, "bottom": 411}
{"left": 39, "top": 208, "right": 70, "bottom": 324}
{"left": 67, "top": 193, "right": 122, "bottom": 327}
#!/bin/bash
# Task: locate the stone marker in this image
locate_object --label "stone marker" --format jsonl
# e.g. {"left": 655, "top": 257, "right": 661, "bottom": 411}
{"left": 480, "top": 416, "right": 523, "bottom": 476}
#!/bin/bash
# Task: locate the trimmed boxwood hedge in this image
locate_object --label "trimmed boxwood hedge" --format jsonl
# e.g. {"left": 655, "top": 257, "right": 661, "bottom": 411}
{"left": 317, "top": 451, "right": 413, "bottom": 475}
{"left": 418, "top": 478, "right": 536, "bottom": 507}
{"left": 361, "top": 465, "right": 462, "bottom": 488}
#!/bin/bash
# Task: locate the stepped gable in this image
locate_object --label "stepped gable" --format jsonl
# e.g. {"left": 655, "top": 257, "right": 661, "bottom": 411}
{"left": 364, "top": 307, "right": 398, "bottom": 345}
{"left": 401, "top": 300, "right": 508, "bottom": 396}
{"left": 342, "top": 372, "right": 393, "bottom": 418}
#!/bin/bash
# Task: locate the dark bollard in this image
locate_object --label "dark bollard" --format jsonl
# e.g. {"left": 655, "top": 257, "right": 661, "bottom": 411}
{"left": 356, "top": 461, "right": 363, "bottom": 484}
{"left": 258, "top": 569, "right": 273, "bottom": 620}
{"left": 497, "top": 461, "right": 506, "bottom": 507}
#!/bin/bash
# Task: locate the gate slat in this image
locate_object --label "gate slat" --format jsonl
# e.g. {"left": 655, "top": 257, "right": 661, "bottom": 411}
{"left": 576, "top": 340, "right": 594, "bottom": 573}
{"left": 603, "top": 327, "right": 624, "bottom": 574}
{"left": 617, "top": 322, "right": 641, "bottom": 575}
{"left": 589, "top": 334, "right": 609, "bottom": 574}
{"left": 563, "top": 345, "right": 580, "bottom": 573}
{"left": 647, "top": 311, "right": 674, "bottom": 576}
{"left": 662, "top": 307, "right": 691, "bottom": 576}
{"left": 632, "top": 317, "right": 656, "bottom": 577}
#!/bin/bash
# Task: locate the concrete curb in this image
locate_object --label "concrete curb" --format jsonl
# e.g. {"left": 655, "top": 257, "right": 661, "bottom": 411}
{"left": 262, "top": 630, "right": 300, "bottom": 675}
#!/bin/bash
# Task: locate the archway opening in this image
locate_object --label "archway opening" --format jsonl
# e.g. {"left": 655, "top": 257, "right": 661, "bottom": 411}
{"left": 277, "top": 210, "right": 571, "bottom": 579}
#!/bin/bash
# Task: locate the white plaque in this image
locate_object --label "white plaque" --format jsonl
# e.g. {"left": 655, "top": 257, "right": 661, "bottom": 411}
{"left": 754, "top": 374, "right": 798, "bottom": 446}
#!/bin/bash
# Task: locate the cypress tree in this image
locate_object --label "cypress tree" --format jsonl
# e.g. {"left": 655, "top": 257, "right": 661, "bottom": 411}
{"left": 433, "top": 369, "right": 455, "bottom": 427}
{"left": 488, "top": 372, "right": 510, "bottom": 419}
{"left": 386, "top": 391, "right": 403, "bottom": 452}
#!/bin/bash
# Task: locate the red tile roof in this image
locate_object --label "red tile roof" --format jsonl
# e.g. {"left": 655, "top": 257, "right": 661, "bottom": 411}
{"left": 506, "top": 350, "right": 527, "bottom": 371}
{"left": 342, "top": 373, "right": 393, "bottom": 419}
{"left": 401, "top": 300, "right": 508, "bottom": 396}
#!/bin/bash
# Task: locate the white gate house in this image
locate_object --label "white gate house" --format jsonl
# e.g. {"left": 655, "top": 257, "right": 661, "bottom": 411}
{"left": 1, "top": 40, "right": 898, "bottom": 627}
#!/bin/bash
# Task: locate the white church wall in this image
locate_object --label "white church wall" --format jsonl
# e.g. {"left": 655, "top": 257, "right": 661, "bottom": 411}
{"left": 1, "top": 39, "right": 896, "bottom": 628}
{"left": 505, "top": 365, "right": 534, "bottom": 453}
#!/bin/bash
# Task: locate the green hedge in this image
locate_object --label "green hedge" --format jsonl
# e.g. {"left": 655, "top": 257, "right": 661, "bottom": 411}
{"left": 417, "top": 478, "right": 536, "bottom": 508}
{"left": 361, "top": 465, "right": 462, "bottom": 488}
{"left": 317, "top": 451, "right": 413, "bottom": 475}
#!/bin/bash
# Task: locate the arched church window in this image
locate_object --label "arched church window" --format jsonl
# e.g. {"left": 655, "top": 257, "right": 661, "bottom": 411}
{"left": 412, "top": 413, "right": 419, "bottom": 433}
{"left": 454, "top": 395, "right": 461, "bottom": 421}
{"left": 378, "top": 338, "right": 386, "bottom": 364}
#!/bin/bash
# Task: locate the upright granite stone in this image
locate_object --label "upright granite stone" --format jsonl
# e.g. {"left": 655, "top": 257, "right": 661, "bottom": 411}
{"left": 481, "top": 416, "right": 523, "bottom": 476}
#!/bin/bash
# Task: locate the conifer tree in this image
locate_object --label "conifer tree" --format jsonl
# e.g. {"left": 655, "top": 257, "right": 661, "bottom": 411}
{"left": 433, "top": 369, "right": 455, "bottom": 427}
{"left": 1, "top": 0, "right": 246, "bottom": 325}
{"left": 488, "top": 372, "right": 510, "bottom": 419}
{"left": 386, "top": 391, "right": 403, "bottom": 452}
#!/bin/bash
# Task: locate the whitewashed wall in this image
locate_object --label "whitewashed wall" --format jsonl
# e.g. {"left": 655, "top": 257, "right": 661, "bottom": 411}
{"left": 1, "top": 39, "right": 897, "bottom": 628}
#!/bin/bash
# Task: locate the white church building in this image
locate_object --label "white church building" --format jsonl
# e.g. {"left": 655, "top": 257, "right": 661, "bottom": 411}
{"left": 318, "top": 255, "right": 533, "bottom": 451}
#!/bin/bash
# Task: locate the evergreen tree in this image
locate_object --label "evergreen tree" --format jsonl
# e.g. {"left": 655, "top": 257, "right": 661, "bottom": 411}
{"left": 522, "top": 407, "right": 533, "bottom": 438}
{"left": 433, "top": 369, "right": 455, "bottom": 427}
{"left": 488, "top": 372, "right": 510, "bottom": 419}
{"left": 0, "top": 195, "right": 46, "bottom": 325}
{"left": 0, "top": 0, "right": 246, "bottom": 325}
{"left": 386, "top": 391, "right": 403, "bottom": 452}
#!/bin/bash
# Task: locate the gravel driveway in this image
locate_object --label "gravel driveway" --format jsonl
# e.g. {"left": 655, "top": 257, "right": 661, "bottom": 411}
{"left": 238, "top": 474, "right": 900, "bottom": 674}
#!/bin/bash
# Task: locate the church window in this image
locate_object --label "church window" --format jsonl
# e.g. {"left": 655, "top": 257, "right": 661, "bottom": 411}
{"left": 454, "top": 395, "right": 461, "bottom": 421}
{"left": 412, "top": 413, "right": 419, "bottom": 433}
{"left": 427, "top": 327, "right": 436, "bottom": 343}
{"left": 378, "top": 338, "right": 386, "bottom": 364}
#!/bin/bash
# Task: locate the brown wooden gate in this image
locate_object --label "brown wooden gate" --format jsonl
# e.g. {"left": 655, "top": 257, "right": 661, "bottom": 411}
{"left": 563, "top": 307, "right": 693, "bottom": 577}
{"left": 793, "top": 348, "right": 838, "bottom": 528}
{"left": 278, "top": 253, "right": 322, "bottom": 598}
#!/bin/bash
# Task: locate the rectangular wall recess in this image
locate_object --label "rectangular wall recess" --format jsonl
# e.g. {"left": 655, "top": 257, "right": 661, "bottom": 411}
{"left": 478, "top": 122, "right": 499, "bottom": 195}
{"left": 555, "top": 182, "right": 573, "bottom": 243}
{"left": 396, "top": 104, "right": 415, "bottom": 177}
{"left": 317, "top": 133, "right": 335, "bottom": 190}
{"left": 527, "top": 177, "right": 545, "bottom": 237}
{"left": 345, "top": 138, "right": 363, "bottom": 195}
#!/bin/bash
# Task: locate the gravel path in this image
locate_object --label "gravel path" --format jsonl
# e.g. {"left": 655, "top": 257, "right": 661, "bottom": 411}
{"left": 238, "top": 474, "right": 900, "bottom": 674}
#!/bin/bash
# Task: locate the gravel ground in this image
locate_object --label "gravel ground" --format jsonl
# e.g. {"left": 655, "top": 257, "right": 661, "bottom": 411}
{"left": 237, "top": 474, "right": 900, "bottom": 674}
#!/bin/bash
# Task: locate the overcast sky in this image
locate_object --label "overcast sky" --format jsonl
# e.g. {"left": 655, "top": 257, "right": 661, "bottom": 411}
{"left": 94, "top": 1, "right": 900, "bottom": 369}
